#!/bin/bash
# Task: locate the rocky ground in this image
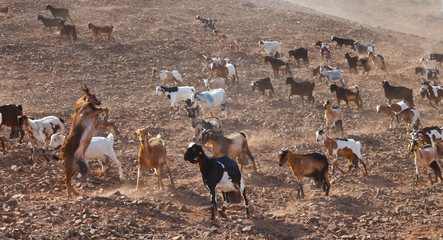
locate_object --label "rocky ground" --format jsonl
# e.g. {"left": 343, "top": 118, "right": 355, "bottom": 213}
{"left": 0, "top": 0, "right": 442, "bottom": 239}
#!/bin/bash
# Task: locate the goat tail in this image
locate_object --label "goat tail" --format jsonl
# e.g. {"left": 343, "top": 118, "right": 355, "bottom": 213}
{"left": 429, "top": 161, "right": 442, "bottom": 181}
{"left": 155, "top": 134, "right": 165, "bottom": 146}
{"left": 72, "top": 29, "right": 78, "bottom": 41}
{"left": 59, "top": 118, "right": 65, "bottom": 124}
{"left": 107, "top": 133, "right": 114, "bottom": 145}
{"left": 354, "top": 85, "right": 360, "bottom": 96}
{"left": 239, "top": 131, "right": 248, "bottom": 140}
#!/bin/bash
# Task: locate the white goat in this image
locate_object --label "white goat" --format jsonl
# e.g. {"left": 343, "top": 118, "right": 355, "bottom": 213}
{"left": 50, "top": 133, "right": 123, "bottom": 179}
{"left": 193, "top": 89, "right": 227, "bottom": 119}
{"left": 204, "top": 78, "right": 226, "bottom": 90}
{"left": 258, "top": 40, "right": 281, "bottom": 57}
{"left": 320, "top": 67, "right": 346, "bottom": 86}
{"left": 153, "top": 68, "right": 183, "bottom": 85}
{"left": 354, "top": 42, "right": 375, "bottom": 56}
{"left": 419, "top": 57, "right": 437, "bottom": 69}
{"left": 19, "top": 115, "right": 65, "bottom": 161}
{"left": 155, "top": 86, "right": 195, "bottom": 115}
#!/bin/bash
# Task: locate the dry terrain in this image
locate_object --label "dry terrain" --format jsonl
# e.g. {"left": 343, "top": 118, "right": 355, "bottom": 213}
{"left": 0, "top": 0, "right": 442, "bottom": 239}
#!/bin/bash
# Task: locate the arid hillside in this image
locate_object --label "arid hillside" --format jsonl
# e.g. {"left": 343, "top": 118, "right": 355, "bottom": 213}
{"left": 0, "top": 0, "right": 442, "bottom": 239}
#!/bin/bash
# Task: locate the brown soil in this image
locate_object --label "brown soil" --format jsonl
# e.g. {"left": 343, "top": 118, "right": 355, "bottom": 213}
{"left": 0, "top": 0, "right": 442, "bottom": 239}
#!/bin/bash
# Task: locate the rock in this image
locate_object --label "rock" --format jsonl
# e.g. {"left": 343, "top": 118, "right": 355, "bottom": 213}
{"left": 5, "top": 199, "right": 18, "bottom": 206}
{"left": 241, "top": 226, "right": 253, "bottom": 232}
{"left": 129, "top": 217, "right": 138, "bottom": 227}
{"left": 202, "top": 231, "right": 211, "bottom": 238}
{"left": 66, "top": 228, "right": 75, "bottom": 238}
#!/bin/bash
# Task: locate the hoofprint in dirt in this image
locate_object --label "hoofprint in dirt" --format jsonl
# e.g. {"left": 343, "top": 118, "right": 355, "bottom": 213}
{"left": 0, "top": 0, "right": 442, "bottom": 239}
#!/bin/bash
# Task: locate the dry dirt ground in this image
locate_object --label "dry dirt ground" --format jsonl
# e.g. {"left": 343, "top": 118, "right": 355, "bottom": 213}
{"left": 0, "top": 0, "right": 442, "bottom": 239}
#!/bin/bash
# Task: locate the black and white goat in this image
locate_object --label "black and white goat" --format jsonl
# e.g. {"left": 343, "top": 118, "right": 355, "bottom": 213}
{"left": 196, "top": 15, "right": 217, "bottom": 31}
{"left": 186, "top": 107, "right": 223, "bottom": 140}
{"left": 288, "top": 48, "right": 309, "bottom": 67}
{"left": 155, "top": 86, "right": 195, "bottom": 115}
{"left": 420, "top": 81, "right": 443, "bottom": 107}
{"left": 184, "top": 143, "right": 249, "bottom": 220}
{"left": 251, "top": 77, "right": 274, "bottom": 100}
{"left": 415, "top": 67, "right": 440, "bottom": 85}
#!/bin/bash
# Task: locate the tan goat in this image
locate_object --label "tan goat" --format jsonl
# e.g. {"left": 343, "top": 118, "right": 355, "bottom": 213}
{"left": 323, "top": 100, "right": 343, "bottom": 136}
{"left": 134, "top": 127, "right": 174, "bottom": 190}
{"left": 88, "top": 22, "right": 115, "bottom": 42}
{"left": 408, "top": 140, "right": 442, "bottom": 185}
{"left": 212, "top": 30, "right": 238, "bottom": 51}
{"left": 368, "top": 52, "right": 386, "bottom": 71}
{"left": 202, "top": 130, "right": 257, "bottom": 172}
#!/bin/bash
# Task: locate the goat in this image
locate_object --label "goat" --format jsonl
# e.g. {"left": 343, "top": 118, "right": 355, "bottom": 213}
{"left": 320, "top": 67, "right": 345, "bottom": 86}
{"left": 18, "top": 115, "right": 65, "bottom": 161}
{"left": 0, "top": 6, "right": 8, "bottom": 16}
{"left": 354, "top": 42, "right": 375, "bottom": 55}
{"left": 59, "top": 20, "right": 77, "bottom": 43}
{"left": 155, "top": 86, "right": 195, "bottom": 115}
{"left": 316, "top": 41, "right": 330, "bottom": 62}
{"left": 415, "top": 67, "right": 439, "bottom": 85}
{"left": 396, "top": 107, "right": 422, "bottom": 133}
{"left": 278, "top": 147, "right": 330, "bottom": 199}
{"left": 420, "top": 81, "right": 443, "bottom": 107}
{"left": 376, "top": 100, "right": 408, "bottom": 128}
{"left": 213, "top": 30, "right": 238, "bottom": 51}
{"left": 368, "top": 52, "right": 386, "bottom": 71}
{"left": 316, "top": 129, "right": 368, "bottom": 175}
{"left": 429, "top": 53, "right": 443, "bottom": 68}
{"left": 330, "top": 83, "right": 362, "bottom": 110}
{"left": 344, "top": 53, "right": 371, "bottom": 75}
{"left": 50, "top": 133, "right": 123, "bottom": 179}
{"left": 201, "top": 130, "right": 257, "bottom": 172}
{"left": 37, "top": 15, "right": 61, "bottom": 33}
{"left": 204, "top": 78, "right": 226, "bottom": 90}
{"left": 184, "top": 143, "right": 249, "bottom": 220}
{"left": 196, "top": 15, "right": 217, "bottom": 31}
{"left": 285, "top": 77, "right": 314, "bottom": 104}
{"left": 419, "top": 57, "right": 437, "bottom": 70}
{"left": 46, "top": 4, "right": 72, "bottom": 22}
{"left": 196, "top": 53, "right": 222, "bottom": 77}
{"left": 264, "top": 56, "right": 291, "bottom": 79}
{"left": 210, "top": 60, "right": 239, "bottom": 85}
{"left": 192, "top": 89, "right": 227, "bottom": 119}
{"left": 408, "top": 140, "right": 442, "bottom": 185}
{"left": 288, "top": 48, "right": 309, "bottom": 67}
{"left": 186, "top": 106, "right": 223, "bottom": 140}
{"left": 134, "top": 127, "right": 174, "bottom": 190}
{"left": 60, "top": 85, "right": 118, "bottom": 196}
{"left": 0, "top": 104, "right": 24, "bottom": 142}
{"left": 323, "top": 100, "right": 343, "bottom": 136}
{"left": 411, "top": 126, "right": 443, "bottom": 148}
{"left": 88, "top": 23, "right": 115, "bottom": 42}
{"left": 313, "top": 65, "right": 334, "bottom": 78}
{"left": 153, "top": 68, "right": 183, "bottom": 86}
{"left": 258, "top": 40, "right": 281, "bottom": 57}
{"left": 251, "top": 77, "right": 274, "bottom": 100}
{"left": 0, "top": 114, "right": 6, "bottom": 155}
{"left": 331, "top": 36, "right": 356, "bottom": 50}
{"left": 382, "top": 80, "right": 414, "bottom": 106}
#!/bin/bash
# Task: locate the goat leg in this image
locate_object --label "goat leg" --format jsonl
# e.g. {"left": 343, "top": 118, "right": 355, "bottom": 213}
{"left": 210, "top": 189, "right": 217, "bottom": 220}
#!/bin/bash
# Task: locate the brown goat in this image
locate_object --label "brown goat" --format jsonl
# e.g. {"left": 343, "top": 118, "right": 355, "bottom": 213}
{"left": 212, "top": 30, "right": 238, "bottom": 51}
{"left": 368, "top": 52, "right": 386, "bottom": 71}
{"left": 330, "top": 84, "right": 362, "bottom": 110}
{"left": 88, "top": 23, "right": 115, "bottom": 43}
{"left": 278, "top": 148, "right": 330, "bottom": 198}
{"left": 202, "top": 130, "right": 257, "bottom": 172}
{"left": 0, "top": 7, "right": 8, "bottom": 16}
{"left": 59, "top": 20, "right": 77, "bottom": 43}
{"left": 134, "top": 127, "right": 174, "bottom": 190}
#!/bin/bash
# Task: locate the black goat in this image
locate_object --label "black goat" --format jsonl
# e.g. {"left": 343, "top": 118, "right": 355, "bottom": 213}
{"left": 264, "top": 56, "right": 291, "bottom": 79}
{"left": 331, "top": 36, "right": 356, "bottom": 50}
{"left": 286, "top": 77, "right": 315, "bottom": 104}
{"left": 430, "top": 53, "right": 443, "bottom": 68}
{"left": 46, "top": 4, "right": 72, "bottom": 22}
{"left": 251, "top": 77, "right": 274, "bottom": 99}
{"left": 330, "top": 83, "right": 362, "bottom": 109}
{"left": 184, "top": 143, "right": 249, "bottom": 220}
{"left": 382, "top": 80, "right": 414, "bottom": 106}
{"left": 344, "top": 53, "right": 370, "bottom": 75}
{"left": 37, "top": 15, "right": 61, "bottom": 33}
{"left": 0, "top": 104, "right": 24, "bottom": 142}
{"left": 288, "top": 48, "right": 309, "bottom": 67}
